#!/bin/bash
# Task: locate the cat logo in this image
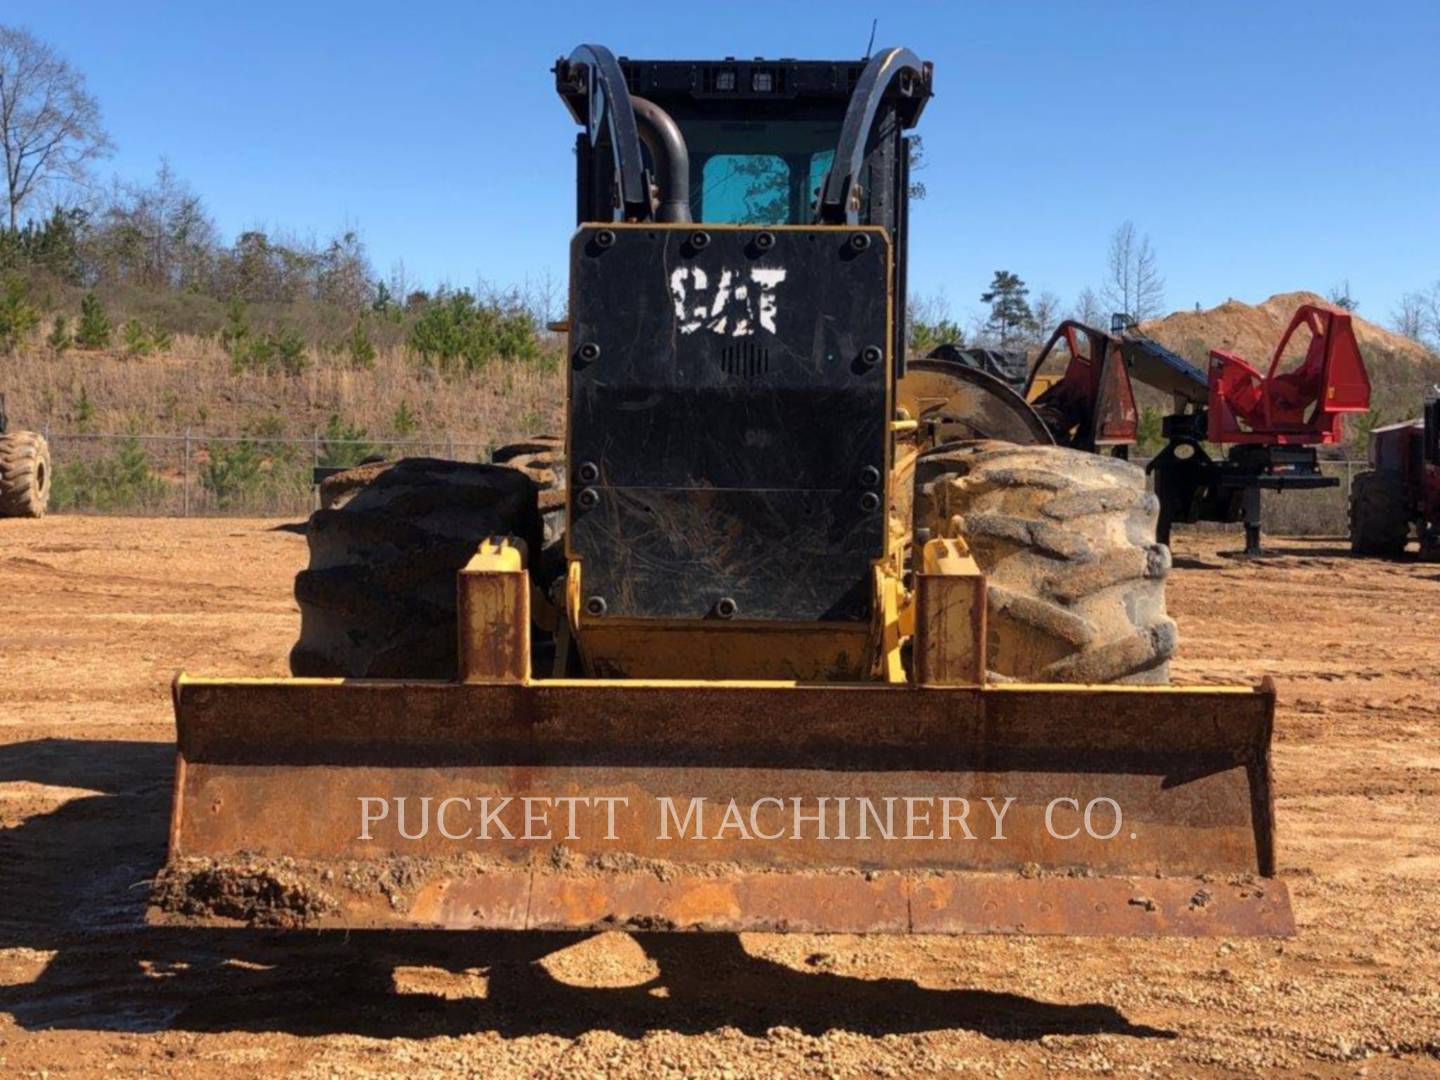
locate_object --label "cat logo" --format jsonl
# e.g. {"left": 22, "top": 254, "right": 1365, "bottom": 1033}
{"left": 669, "top": 266, "right": 788, "bottom": 337}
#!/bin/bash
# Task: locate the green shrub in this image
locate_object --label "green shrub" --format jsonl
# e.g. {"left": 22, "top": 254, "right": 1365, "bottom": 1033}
{"left": 201, "top": 440, "right": 264, "bottom": 508}
{"left": 407, "top": 290, "right": 539, "bottom": 371}
{"left": 122, "top": 318, "right": 151, "bottom": 356}
{"left": 75, "top": 292, "right": 112, "bottom": 349}
{"left": 391, "top": 400, "right": 418, "bottom": 436}
{"left": 0, "top": 274, "right": 40, "bottom": 354}
{"left": 271, "top": 324, "right": 308, "bottom": 375}
{"left": 51, "top": 437, "right": 167, "bottom": 511}
{"left": 120, "top": 318, "right": 174, "bottom": 357}
{"left": 320, "top": 414, "right": 377, "bottom": 467}
{"left": 224, "top": 302, "right": 309, "bottom": 376}
{"left": 73, "top": 384, "right": 96, "bottom": 433}
{"left": 230, "top": 337, "right": 266, "bottom": 374}
{"left": 343, "top": 321, "right": 376, "bottom": 369}
{"left": 47, "top": 314, "right": 72, "bottom": 354}
{"left": 1137, "top": 405, "right": 1165, "bottom": 455}
{"left": 219, "top": 298, "right": 251, "bottom": 356}
{"left": 909, "top": 317, "right": 963, "bottom": 357}
{"left": 249, "top": 413, "right": 287, "bottom": 439}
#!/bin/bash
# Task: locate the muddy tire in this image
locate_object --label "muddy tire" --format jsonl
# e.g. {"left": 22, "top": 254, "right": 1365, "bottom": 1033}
{"left": 493, "top": 435, "right": 565, "bottom": 512}
{"left": 916, "top": 442, "right": 1176, "bottom": 684}
{"left": 1349, "top": 470, "right": 1411, "bottom": 557}
{"left": 492, "top": 435, "right": 563, "bottom": 494}
{"left": 291, "top": 458, "right": 541, "bottom": 679}
{"left": 493, "top": 434, "right": 566, "bottom": 556}
{"left": 0, "top": 430, "right": 51, "bottom": 518}
{"left": 318, "top": 459, "right": 390, "bottom": 511}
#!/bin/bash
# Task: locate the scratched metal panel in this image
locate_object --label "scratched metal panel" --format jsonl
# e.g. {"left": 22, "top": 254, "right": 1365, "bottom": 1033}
{"left": 568, "top": 226, "right": 890, "bottom": 621}
{"left": 153, "top": 678, "right": 1293, "bottom": 936}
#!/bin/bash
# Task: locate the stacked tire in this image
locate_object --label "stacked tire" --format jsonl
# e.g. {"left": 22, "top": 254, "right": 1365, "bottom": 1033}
{"left": 491, "top": 435, "right": 566, "bottom": 546}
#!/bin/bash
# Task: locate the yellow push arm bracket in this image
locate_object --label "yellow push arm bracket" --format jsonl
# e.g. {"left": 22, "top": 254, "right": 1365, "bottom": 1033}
{"left": 457, "top": 538, "right": 530, "bottom": 684}
{"left": 914, "top": 537, "right": 987, "bottom": 686}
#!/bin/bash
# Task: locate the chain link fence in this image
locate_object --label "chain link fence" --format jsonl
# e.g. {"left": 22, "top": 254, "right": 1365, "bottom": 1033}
{"left": 40, "top": 432, "right": 1369, "bottom": 535}
{"left": 1247, "top": 458, "right": 1366, "bottom": 537}
{"left": 44, "top": 432, "right": 498, "bottom": 518}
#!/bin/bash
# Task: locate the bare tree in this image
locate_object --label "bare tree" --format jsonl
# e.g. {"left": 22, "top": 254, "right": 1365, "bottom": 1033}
{"left": 1102, "top": 221, "right": 1165, "bottom": 322}
{"left": 0, "top": 26, "right": 113, "bottom": 230}
{"left": 906, "top": 135, "right": 928, "bottom": 200}
{"left": 1070, "top": 286, "right": 1106, "bottom": 327}
{"left": 316, "top": 229, "right": 375, "bottom": 310}
{"left": 88, "top": 161, "right": 217, "bottom": 289}
{"left": 1392, "top": 291, "right": 1426, "bottom": 343}
{"left": 1028, "top": 290, "right": 1062, "bottom": 341}
{"left": 1326, "top": 280, "right": 1358, "bottom": 311}
{"left": 906, "top": 289, "right": 961, "bottom": 354}
{"left": 1422, "top": 282, "right": 1440, "bottom": 352}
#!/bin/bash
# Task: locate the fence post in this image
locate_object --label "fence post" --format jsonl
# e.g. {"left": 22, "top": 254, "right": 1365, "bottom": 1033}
{"left": 183, "top": 430, "right": 192, "bottom": 517}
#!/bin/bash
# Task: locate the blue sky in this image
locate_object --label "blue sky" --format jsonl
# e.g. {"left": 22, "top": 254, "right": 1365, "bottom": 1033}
{"left": 9, "top": 1, "right": 1438, "bottom": 325}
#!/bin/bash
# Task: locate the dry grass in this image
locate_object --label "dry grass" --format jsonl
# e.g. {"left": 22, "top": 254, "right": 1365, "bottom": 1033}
{"left": 3, "top": 334, "right": 565, "bottom": 446}
{"left": 0, "top": 323, "right": 1376, "bottom": 532}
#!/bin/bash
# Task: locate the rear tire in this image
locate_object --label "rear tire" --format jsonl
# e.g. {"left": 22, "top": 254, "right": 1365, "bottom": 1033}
{"left": 491, "top": 435, "right": 564, "bottom": 499}
{"left": 0, "top": 431, "right": 51, "bottom": 518}
{"left": 1349, "top": 470, "right": 1411, "bottom": 557}
{"left": 916, "top": 442, "right": 1176, "bottom": 684}
{"left": 291, "top": 458, "right": 541, "bottom": 679}
{"left": 492, "top": 435, "right": 566, "bottom": 543}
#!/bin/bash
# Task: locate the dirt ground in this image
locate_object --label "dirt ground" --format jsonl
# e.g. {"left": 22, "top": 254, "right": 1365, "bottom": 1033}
{"left": 1, "top": 516, "right": 1437, "bottom": 1078}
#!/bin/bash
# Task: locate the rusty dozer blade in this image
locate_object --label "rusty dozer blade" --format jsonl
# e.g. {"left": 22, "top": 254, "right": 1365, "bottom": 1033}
{"left": 153, "top": 676, "right": 1293, "bottom": 937}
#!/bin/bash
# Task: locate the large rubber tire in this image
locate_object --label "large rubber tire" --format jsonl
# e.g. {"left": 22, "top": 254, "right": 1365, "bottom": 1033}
{"left": 492, "top": 435, "right": 564, "bottom": 503}
{"left": 290, "top": 458, "right": 541, "bottom": 679}
{"left": 916, "top": 442, "right": 1176, "bottom": 684}
{"left": 492, "top": 434, "right": 567, "bottom": 588}
{"left": 1349, "top": 470, "right": 1411, "bottom": 557}
{"left": 0, "top": 431, "right": 51, "bottom": 518}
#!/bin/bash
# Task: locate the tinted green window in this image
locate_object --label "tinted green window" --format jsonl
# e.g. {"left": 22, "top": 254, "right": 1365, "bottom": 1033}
{"left": 678, "top": 119, "right": 841, "bottom": 224}
{"left": 700, "top": 154, "right": 789, "bottom": 225}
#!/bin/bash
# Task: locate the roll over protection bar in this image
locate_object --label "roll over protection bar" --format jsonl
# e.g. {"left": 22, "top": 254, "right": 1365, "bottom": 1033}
{"left": 559, "top": 44, "right": 651, "bottom": 221}
{"left": 817, "top": 46, "right": 930, "bottom": 225}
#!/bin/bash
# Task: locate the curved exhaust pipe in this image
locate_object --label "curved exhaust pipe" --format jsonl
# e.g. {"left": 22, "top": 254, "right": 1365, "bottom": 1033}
{"left": 631, "top": 96, "right": 692, "bottom": 223}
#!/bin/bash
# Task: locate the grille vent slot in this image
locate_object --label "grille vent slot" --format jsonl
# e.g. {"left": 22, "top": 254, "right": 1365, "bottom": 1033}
{"left": 719, "top": 343, "right": 770, "bottom": 378}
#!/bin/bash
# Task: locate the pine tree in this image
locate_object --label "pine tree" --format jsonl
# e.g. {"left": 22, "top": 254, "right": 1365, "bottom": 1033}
{"left": 980, "top": 271, "right": 1034, "bottom": 346}
{"left": 75, "top": 291, "right": 112, "bottom": 349}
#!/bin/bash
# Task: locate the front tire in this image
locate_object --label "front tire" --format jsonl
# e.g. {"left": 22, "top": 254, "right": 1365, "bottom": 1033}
{"left": 916, "top": 442, "right": 1176, "bottom": 684}
{"left": 0, "top": 431, "right": 51, "bottom": 518}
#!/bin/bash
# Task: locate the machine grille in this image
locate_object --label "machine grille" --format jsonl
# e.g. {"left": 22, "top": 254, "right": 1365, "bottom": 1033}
{"left": 719, "top": 342, "right": 770, "bottom": 378}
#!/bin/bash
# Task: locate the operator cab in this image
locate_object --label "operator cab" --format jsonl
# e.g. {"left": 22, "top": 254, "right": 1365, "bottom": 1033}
{"left": 552, "top": 47, "right": 933, "bottom": 675}
{"left": 556, "top": 52, "right": 931, "bottom": 235}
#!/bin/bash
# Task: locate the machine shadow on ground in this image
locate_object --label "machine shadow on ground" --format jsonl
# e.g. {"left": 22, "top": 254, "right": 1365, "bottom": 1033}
{"left": 0, "top": 738, "right": 1175, "bottom": 1042}
{"left": 1171, "top": 543, "right": 1382, "bottom": 568}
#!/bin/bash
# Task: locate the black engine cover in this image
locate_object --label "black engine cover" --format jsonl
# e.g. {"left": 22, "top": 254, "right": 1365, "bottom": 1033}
{"left": 567, "top": 225, "right": 890, "bottom": 623}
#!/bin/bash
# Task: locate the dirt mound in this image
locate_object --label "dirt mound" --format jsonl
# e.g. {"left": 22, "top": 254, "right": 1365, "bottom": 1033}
{"left": 1140, "top": 290, "right": 1433, "bottom": 366}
